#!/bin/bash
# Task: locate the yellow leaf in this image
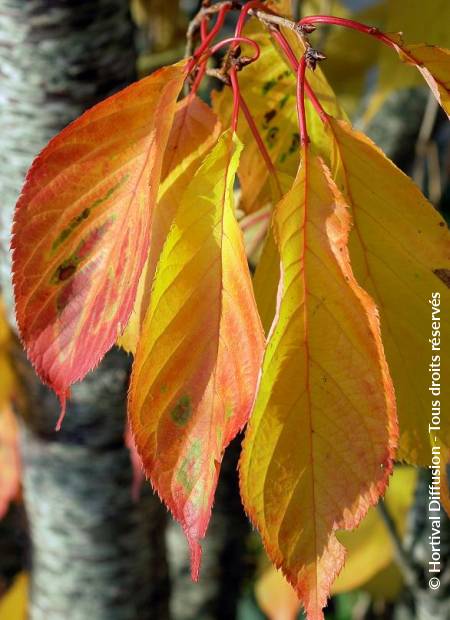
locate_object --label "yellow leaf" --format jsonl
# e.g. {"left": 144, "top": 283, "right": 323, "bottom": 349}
{"left": 118, "top": 95, "right": 221, "bottom": 353}
{"left": 395, "top": 41, "right": 450, "bottom": 118}
{"left": 255, "top": 565, "right": 301, "bottom": 620}
{"left": 0, "top": 573, "right": 27, "bottom": 620}
{"left": 252, "top": 226, "right": 280, "bottom": 335}
{"left": 0, "top": 299, "right": 14, "bottom": 410}
{"left": 0, "top": 405, "right": 21, "bottom": 519}
{"left": 252, "top": 172, "right": 294, "bottom": 334}
{"left": 333, "top": 466, "right": 417, "bottom": 593}
{"left": 364, "top": 0, "right": 450, "bottom": 121}
{"left": 329, "top": 117, "right": 450, "bottom": 465}
{"left": 128, "top": 131, "right": 264, "bottom": 576}
{"left": 240, "top": 145, "right": 397, "bottom": 620}
{"left": 360, "top": 562, "right": 404, "bottom": 601}
{"left": 267, "top": 0, "right": 293, "bottom": 17}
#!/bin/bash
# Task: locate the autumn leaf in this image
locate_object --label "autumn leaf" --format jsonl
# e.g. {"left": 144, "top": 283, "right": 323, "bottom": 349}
{"left": 128, "top": 131, "right": 264, "bottom": 578}
{"left": 328, "top": 117, "right": 450, "bottom": 465}
{"left": 240, "top": 205, "right": 271, "bottom": 264}
{"left": 266, "top": 0, "right": 293, "bottom": 17}
{"left": 251, "top": 466, "right": 417, "bottom": 620}
{"left": 0, "top": 299, "right": 15, "bottom": 411}
{"left": 392, "top": 39, "right": 450, "bottom": 118}
{"left": 254, "top": 463, "right": 415, "bottom": 620}
{"left": 252, "top": 226, "right": 280, "bottom": 335}
{"left": 363, "top": 0, "right": 450, "bottom": 121}
{"left": 0, "top": 300, "right": 19, "bottom": 520}
{"left": 240, "top": 145, "right": 397, "bottom": 620}
{"left": 12, "top": 61, "right": 187, "bottom": 418}
{"left": 0, "top": 572, "right": 28, "bottom": 620}
{"left": 118, "top": 95, "right": 221, "bottom": 353}
{"left": 255, "top": 565, "right": 302, "bottom": 620}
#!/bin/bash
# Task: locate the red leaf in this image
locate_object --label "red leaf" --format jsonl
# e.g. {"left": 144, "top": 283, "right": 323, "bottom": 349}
{"left": 12, "top": 62, "right": 187, "bottom": 416}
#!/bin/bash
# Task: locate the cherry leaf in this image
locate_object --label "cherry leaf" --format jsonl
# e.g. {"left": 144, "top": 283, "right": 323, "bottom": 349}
{"left": 12, "top": 62, "right": 187, "bottom": 417}
{"left": 128, "top": 131, "right": 264, "bottom": 578}
{"left": 118, "top": 95, "right": 221, "bottom": 353}
{"left": 240, "top": 146, "right": 397, "bottom": 619}
{"left": 391, "top": 36, "right": 450, "bottom": 117}
{"left": 329, "top": 117, "right": 450, "bottom": 464}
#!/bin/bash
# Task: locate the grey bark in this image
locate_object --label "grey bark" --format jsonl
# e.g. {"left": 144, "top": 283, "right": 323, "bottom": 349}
{"left": 15, "top": 347, "right": 169, "bottom": 620}
{"left": 0, "top": 502, "right": 28, "bottom": 596}
{"left": 167, "top": 439, "right": 252, "bottom": 620}
{"left": 0, "top": 2, "right": 169, "bottom": 619}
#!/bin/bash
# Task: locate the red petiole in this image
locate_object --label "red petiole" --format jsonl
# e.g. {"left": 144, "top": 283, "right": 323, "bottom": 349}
{"left": 269, "top": 28, "right": 328, "bottom": 124}
{"left": 298, "top": 14, "right": 425, "bottom": 74}
{"left": 200, "top": 16, "right": 209, "bottom": 42}
{"left": 296, "top": 56, "right": 309, "bottom": 145}
{"left": 298, "top": 15, "right": 396, "bottom": 49}
{"left": 234, "top": 0, "right": 266, "bottom": 38}
{"left": 209, "top": 36, "right": 261, "bottom": 60}
{"left": 187, "top": 3, "right": 231, "bottom": 73}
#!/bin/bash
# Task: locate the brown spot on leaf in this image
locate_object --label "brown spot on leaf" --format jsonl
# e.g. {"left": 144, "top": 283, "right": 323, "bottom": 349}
{"left": 434, "top": 268, "right": 450, "bottom": 288}
{"left": 58, "top": 264, "right": 76, "bottom": 281}
{"left": 264, "top": 109, "right": 277, "bottom": 124}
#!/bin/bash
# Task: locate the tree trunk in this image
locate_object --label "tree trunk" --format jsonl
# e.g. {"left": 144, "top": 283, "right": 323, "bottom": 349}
{"left": 167, "top": 438, "right": 253, "bottom": 620}
{"left": 0, "top": 2, "right": 169, "bottom": 619}
{"left": 16, "top": 347, "right": 170, "bottom": 620}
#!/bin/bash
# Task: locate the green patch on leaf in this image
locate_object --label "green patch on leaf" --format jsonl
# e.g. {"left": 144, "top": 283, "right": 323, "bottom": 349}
{"left": 170, "top": 395, "right": 192, "bottom": 426}
{"left": 262, "top": 79, "right": 277, "bottom": 95}
{"left": 51, "top": 174, "right": 129, "bottom": 253}
{"left": 266, "top": 126, "right": 279, "bottom": 149}
{"left": 176, "top": 440, "right": 202, "bottom": 492}
{"left": 279, "top": 94, "right": 290, "bottom": 109}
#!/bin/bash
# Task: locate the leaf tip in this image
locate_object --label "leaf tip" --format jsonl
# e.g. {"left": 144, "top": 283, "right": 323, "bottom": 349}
{"left": 54, "top": 389, "right": 70, "bottom": 431}
{"left": 189, "top": 539, "right": 202, "bottom": 582}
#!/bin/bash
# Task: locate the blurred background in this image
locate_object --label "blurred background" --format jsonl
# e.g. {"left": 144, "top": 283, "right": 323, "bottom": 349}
{"left": 0, "top": 1, "right": 449, "bottom": 619}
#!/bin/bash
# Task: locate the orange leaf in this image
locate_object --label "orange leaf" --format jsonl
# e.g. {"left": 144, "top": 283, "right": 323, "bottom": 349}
{"left": 12, "top": 62, "right": 187, "bottom": 417}
{"left": 240, "top": 146, "right": 397, "bottom": 620}
{"left": 128, "top": 131, "right": 264, "bottom": 577}
{"left": 118, "top": 95, "right": 221, "bottom": 353}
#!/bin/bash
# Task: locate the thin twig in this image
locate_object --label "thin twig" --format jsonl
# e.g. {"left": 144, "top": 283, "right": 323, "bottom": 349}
{"left": 249, "top": 8, "right": 315, "bottom": 39}
{"left": 296, "top": 55, "right": 309, "bottom": 144}
{"left": 185, "top": 1, "right": 234, "bottom": 58}
{"left": 412, "top": 91, "right": 440, "bottom": 194}
{"left": 377, "top": 500, "right": 419, "bottom": 589}
{"left": 269, "top": 27, "right": 329, "bottom": 122}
